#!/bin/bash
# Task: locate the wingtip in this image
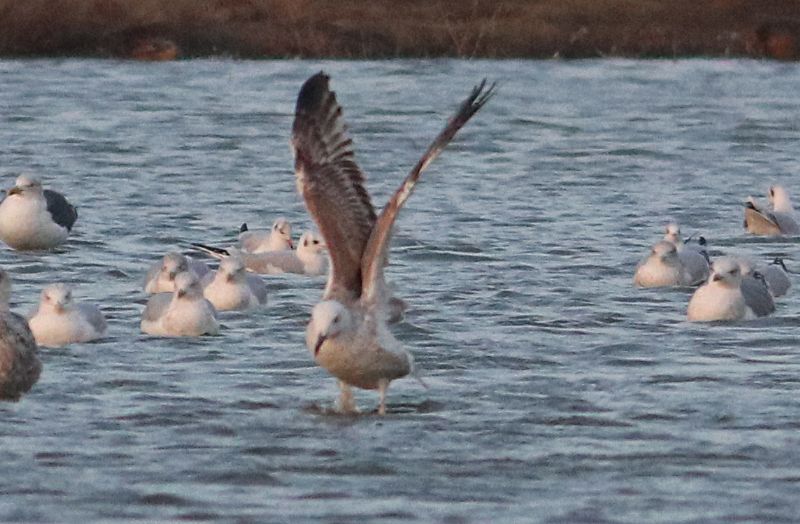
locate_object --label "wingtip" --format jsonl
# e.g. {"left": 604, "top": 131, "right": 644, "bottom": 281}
{"left": 239, "top": 223, "right": 248, "bottom": 233}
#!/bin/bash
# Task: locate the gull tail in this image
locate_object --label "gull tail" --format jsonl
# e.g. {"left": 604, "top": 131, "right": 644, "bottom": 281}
{"left": 190, "top": 243, "right": 230, "bottom": 260}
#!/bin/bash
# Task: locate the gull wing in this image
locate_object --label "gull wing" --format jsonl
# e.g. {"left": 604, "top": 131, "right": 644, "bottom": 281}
{"left": 292, "top": 72, "right": 376, "bottom": 302}
{"left": 360, "top": 80, "right": 496, "bottom": 305}
{"left": 744, "top": 203, "right": 782, "bottom": 236}
{"left": 741, "top": 274, "right": 775, "bottom": 317}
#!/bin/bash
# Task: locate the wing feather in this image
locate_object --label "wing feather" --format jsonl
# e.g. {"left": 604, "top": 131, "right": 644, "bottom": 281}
{"left": 292, "top": 72, "right": 376, "bottom": 302}
{"left": 360, "top": 80, "right": 496, "bottom": 304}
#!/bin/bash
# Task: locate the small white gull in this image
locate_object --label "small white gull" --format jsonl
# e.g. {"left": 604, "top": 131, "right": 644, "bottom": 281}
{"left": 0, "top": 174, "right": 78, "bottom": 250}
{"left": 238, "top": 217, "right": 294, "bottom": 253}
{"left": 141, "top": 271, "right": 219, "bottom": 337}
{"left": 744, "top": 184, "right": 800, "bottom": 236}
{"left": 293, "top": 72, "right": 494, "bottom": 414}
{"left": 662, "top": 222, "right": 710, "bottom": 284}
{"left": 193, "top": 230, "right": 328, "bottom": 276}
{"left": 203, "top": 251, "right": 268, "bottom": 311}
{"left": 634, "top": 240, "right": 694, "bottom": 288}
{"left": 143, "top": 252, "right": 212, "bottom": 294}
{"left": 28, "top": 284, "right": 107, "bottom": 347}
{"left": 687, "top": 257, "right": 773, "bottom": 322}
{"left": 0, "top": 268, "right": 41, "bottom": 401}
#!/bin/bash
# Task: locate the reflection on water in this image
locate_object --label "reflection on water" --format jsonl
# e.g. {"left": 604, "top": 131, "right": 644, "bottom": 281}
{"left": 1, "top": 59, "right": 800, "bottom": 522}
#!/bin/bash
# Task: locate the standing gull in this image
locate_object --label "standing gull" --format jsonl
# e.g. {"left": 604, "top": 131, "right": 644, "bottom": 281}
{"left": 744, "top": 184, "right": 799, "bottom": 236}
{"left": 0, "top": 174, "right": 78, "bottom": 250}
{"left": 238, "top": 217, "right": 294, "bottom": 253}
{"left": 28, "top": 284, "right": 107, "bottom": 347}
{"left": 293, "top": 72, "right": 494, "bottom": 414}
{"left": 0, "top": 268, "right": 41, "bottom": 401}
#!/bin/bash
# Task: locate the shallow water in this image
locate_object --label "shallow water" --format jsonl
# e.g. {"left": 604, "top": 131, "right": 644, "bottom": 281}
{"left": 1, "top": 58, "right": 800, "bottom": 522}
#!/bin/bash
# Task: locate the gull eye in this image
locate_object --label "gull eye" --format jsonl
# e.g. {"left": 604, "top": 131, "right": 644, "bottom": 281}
{"left": 312, "top": 240, "right": 319, "bottom": 245}
{"left": 333, "top": 315, "right": 340, "bottom": 323}
{"left": 44, "top": 294, "right": 50, "bottom": 301}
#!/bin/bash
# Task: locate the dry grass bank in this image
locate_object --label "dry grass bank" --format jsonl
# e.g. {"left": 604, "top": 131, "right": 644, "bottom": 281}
{"left": 0, "top": 0, "right": 798, "bottom": 59}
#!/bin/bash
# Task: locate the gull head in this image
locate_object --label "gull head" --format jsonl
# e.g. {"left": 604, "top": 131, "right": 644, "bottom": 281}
{"left": 0, "top": 268, "right": 10, "bottom": 310}
{"left": 40, "top": 283, "right": 74, "bottom": 314}
{"left": 710, "top": 257, "right": 743, "bottom": 288}
{"left": 219, "top": 254, "right": 246, "bottom": 283}
{"left": 8, "top": 173, "right": 43, "bottom": 197}
{"left": 272, "top": 217, "right": 293, "bottom": 249}
{"left": 309, "top": 300, "right": 351, "bottom": 356}
{"left": 298, "top": 231, "right": 326, "bottom": 257}
{"left": 663, "top": 222, "right": 682, "bottom": 246}
{"left": 651, "top": 240, "right": 679, "bottom": 263}
{"left": 174, "top": 271, "right": 203, "bottom": 300}
{"left": 769, "top": 185, "right": 793, "bottom": 212}
{"left": 162, "top": 253, "right": 189, "bottom": 282}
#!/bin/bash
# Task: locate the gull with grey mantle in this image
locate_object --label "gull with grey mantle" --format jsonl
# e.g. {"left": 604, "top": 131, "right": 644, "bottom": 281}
{"left": 294, "top": 71, "right": 494, "bottom": 414}
{"left": 0, "top": 174, "right": 77, "bottom": 250}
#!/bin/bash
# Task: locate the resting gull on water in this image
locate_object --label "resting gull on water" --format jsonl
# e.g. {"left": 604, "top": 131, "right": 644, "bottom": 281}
{"left": 238, "top": 217, "right": 294, "bottom": 253}
{"left": 0, "top": 174, "right": 78, "bottom": 250}
{"left": 293, "top": 71, "right": 494, "bottom": 414}
{"left": 744, "top": 184, "right": 799, "bottom": 236}
{"left": 28, "top": 283, "right": 107, "bottom": 347}
{"left": 0, "top": 268, "right": 41, "bottom": 401}
{"left": 687, "top": 257, "right": 774, "bottom": 322}
{"left": 192, "top": 230, "right": 328, "bottom": 276}
{"left": 662, "top": 222, "right": 710, "bottom": 284}
{"left": 141, "top": 271, "right": 219, "bottom": 337}
{"left": 203, "top": 251, "right": 268, "bottom": 311}
{"left": 143, "top": 252, "right": 212, "bottom": 294}
{"left": 634, "top": 240, "right": 694, "bottom": 288}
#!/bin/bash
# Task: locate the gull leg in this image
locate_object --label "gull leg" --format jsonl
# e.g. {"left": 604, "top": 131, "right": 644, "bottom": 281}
{"left": 377, "top": 379, "right": 390, "bottom": 416}
{"left": 337, "top": 380, "right": 357, "bottom": 413}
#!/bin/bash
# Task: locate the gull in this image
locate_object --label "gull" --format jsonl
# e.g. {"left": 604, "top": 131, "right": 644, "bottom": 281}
{"left": 743, "top": 184, "right": 800, "bottom": 236}
{"left": 634, "top": 240, "right": 694, "bottom": 288}
{"left": 0, "top": 174, "right": 78, "bottom": 250}
{"left": 143, "top": 252, "right": 212, "bottom": 294}
{"left": 28, "top": 284, "right": 107, "bottom": 347}
{"left": 238, "top": 217, "right": 294, "bottom": 253}
{"left": 662, "top": 222, "right": 710, "bottom": 284}
{"left": 687, "top": 257, "right": 773, "bottom": 321}
{"left": 141, "top": 271, "right": 219, "bottom": 337}
{"left": 294, "top": 71, "right": 494, "bottom": 414}
{"left": 0, "top": 268, "right": 41, "bottom": 401}
{"left": 203, "top": 251, "right": 268, "bottom": 311}
{"left": 192, "top": 230, "right": 328, "bottom": 276}
{"left": 762, "top": 257, "right": 791, "bottom": 297}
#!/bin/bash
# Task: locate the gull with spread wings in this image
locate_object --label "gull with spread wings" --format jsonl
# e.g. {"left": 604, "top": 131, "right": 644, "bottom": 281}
{"left": 293, "top": 72, "right": 494, "bottom": 414}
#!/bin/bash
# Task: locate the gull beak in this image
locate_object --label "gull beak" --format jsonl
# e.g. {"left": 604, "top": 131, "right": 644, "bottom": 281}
{"left": 7, "top": 186, "right": 22, "bottom": 196}
{"left": 168, "top": 271, "right": 177, "bottom": 280}
{"left": 712, "top": 273, "right": 723, "bottom": 282}
{"left": 314, "top": 334, "right": 327, "bottom": 356}
{"left": 226, "top": 273, "right": 235, "bottom": 283}
{"left": 54, "top": 302, "right": 65, "bottom": 313}
{"left": 177, "top": 289, "right": 186, "bottom": 298}
{"left": 288, "top": 238, "right": 294, "bottom": 249}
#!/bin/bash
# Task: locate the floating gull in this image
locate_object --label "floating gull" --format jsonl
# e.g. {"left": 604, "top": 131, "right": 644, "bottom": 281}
{"left": 662, "top": 222, "right": 710, "bottom": 285}
{"left": 0, "top": 269, "right": 41, "bottom": 401}
{"left": 193, "top": 230, "right": 328, "bottom": 276}
{"left": 0, "top": 174, "right": 78, "bottom": 250}
{"left": 203, "top": 251, "right": 268, "bottom": 311}
{"left": 687, "top": 257, "right": 773, "bottom": 321}
{"left": 238, "top": 217, "right": 294, "bottom": 253}
{"left": 744, "top": 184, "right": 799, "bottom": 236}
{"left": 28, "top": 284, "right": 107, "bottom": 347}
{"left": 141, "top": 271, "right": 219, "bottom": 337}
{"left": 143, "top": 252, "right": 212, "bottom": 294}
{"left": 294, "top": 72, "right": 494, "bottom": 414}
{"left": 762, "top": 257, "right": 791, "bottom": 298}
{"left": 634, "top": 240, "right": 694, "bottom": 288}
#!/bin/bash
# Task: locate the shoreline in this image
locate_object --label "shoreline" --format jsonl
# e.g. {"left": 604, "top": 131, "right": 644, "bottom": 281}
{"left": 0, "top": 0, "right": 797, "bottom": 61}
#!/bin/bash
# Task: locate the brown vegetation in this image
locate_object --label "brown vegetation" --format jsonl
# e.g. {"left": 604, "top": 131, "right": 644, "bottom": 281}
{"left": 0, "top": 0, "right": 798, "bottom": 59}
